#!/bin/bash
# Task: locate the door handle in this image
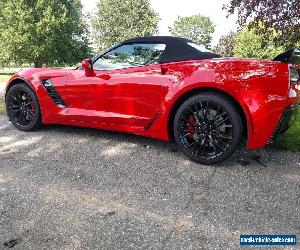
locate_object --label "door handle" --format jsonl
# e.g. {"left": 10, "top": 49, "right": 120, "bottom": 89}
{"left": 98, "top": 74, "right": 111, "bottom": 80}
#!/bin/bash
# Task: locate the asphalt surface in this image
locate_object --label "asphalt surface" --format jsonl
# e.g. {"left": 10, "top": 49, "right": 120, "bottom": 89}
{"left": 0, "top": 115, "right": 299, "bottom": 249}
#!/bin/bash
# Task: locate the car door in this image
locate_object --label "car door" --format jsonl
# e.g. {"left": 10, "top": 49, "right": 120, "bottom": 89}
{"left": 65, "top": 43, "right": 167, "bottom": 128}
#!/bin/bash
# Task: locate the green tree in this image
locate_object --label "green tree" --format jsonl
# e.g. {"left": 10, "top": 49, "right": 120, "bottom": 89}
{"left": 92, "top": 0, "right": 159, "bottom": 51}
{"left": 0, "top": 0, "right": 91, "bottom": 68}
{"left": 214, "top": 32, "right": 236, "bottom": 57}
{"left": 169, "top": 15, "right": 215, "bottom": 48}
{"left": 234, "top": 22, "right": 283, "bottom": 59}
{"left": 225, "top": 0, "right": 300, "bottom": 47}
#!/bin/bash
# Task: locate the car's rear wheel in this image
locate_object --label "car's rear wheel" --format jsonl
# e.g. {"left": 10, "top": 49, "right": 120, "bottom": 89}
{"left": 6, "top": 83, "right": 42, "bottom": 131}
{"left": 174, "top": 93, "right": 242, "bottom": 165}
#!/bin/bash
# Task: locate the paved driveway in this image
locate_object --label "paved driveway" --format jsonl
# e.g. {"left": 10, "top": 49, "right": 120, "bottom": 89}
{"left": 0, "top": 115, "right": 299, "bottom": 249}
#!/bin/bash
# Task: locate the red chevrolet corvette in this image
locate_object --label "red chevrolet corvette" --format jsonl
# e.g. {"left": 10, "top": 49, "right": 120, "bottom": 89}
{"left": 4, "top": 36, "right": 300, "bottom": 164}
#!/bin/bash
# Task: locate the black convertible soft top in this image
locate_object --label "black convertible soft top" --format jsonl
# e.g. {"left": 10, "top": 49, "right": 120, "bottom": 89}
{"left": 118, "top": 36, "right": 221, "bottom": 64}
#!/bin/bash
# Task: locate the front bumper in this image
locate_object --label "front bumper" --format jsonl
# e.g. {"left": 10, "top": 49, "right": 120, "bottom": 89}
{"left": 268, "top": 104, "right": 299, "bottom": 145}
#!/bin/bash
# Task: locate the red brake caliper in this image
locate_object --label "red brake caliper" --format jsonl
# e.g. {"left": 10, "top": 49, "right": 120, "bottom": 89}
{"left": 187, "top": 115, "right": 196, "bottom": 139}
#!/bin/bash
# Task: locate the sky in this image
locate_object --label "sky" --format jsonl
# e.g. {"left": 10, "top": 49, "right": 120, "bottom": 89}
{"left": 80, "top": 0, "right": 238, "bottom": 46}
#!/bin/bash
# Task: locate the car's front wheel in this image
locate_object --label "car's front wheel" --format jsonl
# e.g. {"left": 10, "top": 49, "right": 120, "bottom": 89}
{"left": 6, "top": 83, "right": 42, "bottom": 131}
{"left": 174, "top": 93, "right": 243, "bottom": 165}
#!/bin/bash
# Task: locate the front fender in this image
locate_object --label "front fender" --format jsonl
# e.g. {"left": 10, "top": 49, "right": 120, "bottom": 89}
{"left": 5, "top": 68, "right": 73, "bottom": 124}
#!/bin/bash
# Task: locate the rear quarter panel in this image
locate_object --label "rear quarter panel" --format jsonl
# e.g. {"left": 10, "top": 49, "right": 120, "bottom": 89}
{"left": 150, "top": 59, "right": 291, "bottom": 149}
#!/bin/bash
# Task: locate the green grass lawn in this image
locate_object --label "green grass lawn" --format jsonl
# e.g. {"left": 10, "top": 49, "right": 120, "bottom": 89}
{"left": 0, "top": 98, "right": 5, "bottom": 115}
{"left": 274, "top": 108, "right": 300, "bottom": 152}
{"left": 0, "top": 74, "right": 13, "bottom": 84}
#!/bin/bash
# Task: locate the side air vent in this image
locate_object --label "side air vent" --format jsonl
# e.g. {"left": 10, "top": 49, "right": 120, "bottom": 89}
{"left": 41, "top": 80, "right": 67, "bottom": 108}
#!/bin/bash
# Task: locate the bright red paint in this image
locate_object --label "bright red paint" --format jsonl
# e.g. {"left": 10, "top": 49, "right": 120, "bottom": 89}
{"left": 5, "top": 58, "right": 300, "bottom": 150}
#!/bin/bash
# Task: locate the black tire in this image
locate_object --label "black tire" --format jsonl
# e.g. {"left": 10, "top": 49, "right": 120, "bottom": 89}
{"left": 6, "top": 83, "right": 42, "bottom": 131}
{"left": 174, "top": 93, "right": 242, "bottom": 165}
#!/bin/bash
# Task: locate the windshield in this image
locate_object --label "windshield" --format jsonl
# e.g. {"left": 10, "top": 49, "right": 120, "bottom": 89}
{"left": 187, "top": 42, "right": 212, "bottom": 53}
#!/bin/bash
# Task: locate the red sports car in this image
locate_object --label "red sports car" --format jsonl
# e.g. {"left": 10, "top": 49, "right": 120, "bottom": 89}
{"left": 4, "top": 36, "right": 300, "bottom": 164}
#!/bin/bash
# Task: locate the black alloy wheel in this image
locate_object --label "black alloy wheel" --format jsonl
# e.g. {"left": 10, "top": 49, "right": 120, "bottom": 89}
{"left": 6, "top": 83, "right": 42, "bottom": 131}
{"left": 174, "top": 93, "right": 242, "bottom": 165}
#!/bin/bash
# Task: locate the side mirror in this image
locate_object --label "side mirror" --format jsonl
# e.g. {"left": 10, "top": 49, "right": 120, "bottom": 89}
{"left": 81, "top": 59, "right": 95, "bottom": 77}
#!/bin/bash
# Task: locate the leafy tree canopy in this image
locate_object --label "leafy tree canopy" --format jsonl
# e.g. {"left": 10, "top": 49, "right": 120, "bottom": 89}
{"left": 233, "top": 22, "right": 283, "bottom": 59}
{"left": 92, "top": 0, "right": 159, "bottom": 51}
{"left": 169, "top": 15, "right": 215, "bottom": 48}
{"left": 0, "top": 0, "right": 91, "bottom": 68}
{"left": 213, "top": 32, "right": 236, "bottom": 57}
{"left": 226, "top": 0, "right": 300, "bottom": 48}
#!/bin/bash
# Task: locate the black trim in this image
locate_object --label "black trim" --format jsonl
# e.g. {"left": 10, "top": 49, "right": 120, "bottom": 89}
{"left": 5, "top": 77, "right": 33, "bottom": 101}
{"left": 144, "top": 113, "right": 160, "bottom": 130}
{"left": 91, "top": 36, "right": 221, "bottom": 66}
{"left": 268, "top": 105, "right": 298, "bottom": 145}
{"left": 41, "top": 80, "right": 67, "bottom": 108}
{"left": 273, "top": 48, "right": 300, "bottom": 64}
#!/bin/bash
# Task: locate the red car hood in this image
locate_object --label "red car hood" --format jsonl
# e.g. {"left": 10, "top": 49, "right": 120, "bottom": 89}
{"left": 16, "top": 67, "right": 76, "bottom": 81}
{"left": 5, "top": 67, "right": 77, "bottom": 95}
